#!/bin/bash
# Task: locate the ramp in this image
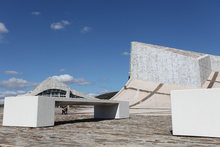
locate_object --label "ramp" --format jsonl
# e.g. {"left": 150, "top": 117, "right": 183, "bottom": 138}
{"left": 111, "top": 71, "right": 220, "bottom": 116}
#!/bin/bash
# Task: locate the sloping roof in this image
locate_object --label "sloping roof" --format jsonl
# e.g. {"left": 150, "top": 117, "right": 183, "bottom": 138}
{"left": 27, "top": 77, "right": 95, "bottom": 99}
{"left": 29, "top": 77, "right": 70, "bottom": 96}
{"left": 70, "top": 89, "right": 95, "bottom": 99}
{"left": 130, "top": 42, "right": 212, "bottom": 87}
{"left": 132, "top": 42, "right": 205, "bottom": 58}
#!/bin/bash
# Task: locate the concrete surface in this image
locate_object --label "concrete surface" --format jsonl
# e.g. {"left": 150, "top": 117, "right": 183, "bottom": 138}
{"left": 3, "top": 96, "right": 129, "bottom": 127}
{"left": 210, "top": 55, "right": 220, "bottom": 72}
{"left": 171, "top": 88, "right": 220, "bottom": 138}
{"left": 130, "top": 42, "right": 211, "bottom": 87}
{"left": 1, "top": 108, "right": 220, "bottom": 147}
{"left": 3, "top": 96, "right": 55, "bottom": 127}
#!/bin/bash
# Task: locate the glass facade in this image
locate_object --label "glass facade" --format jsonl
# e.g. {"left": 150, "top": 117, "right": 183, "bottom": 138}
{"left": 37, "top": 89, "right": 67, "bottom": 97}
{"left": 36, "top": 89, "right": 83, "bottom": 98}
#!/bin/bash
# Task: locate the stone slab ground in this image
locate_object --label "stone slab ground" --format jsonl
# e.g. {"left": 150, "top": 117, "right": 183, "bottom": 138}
{"left": 1, "top": 107, "right": 220, "bottom": 147}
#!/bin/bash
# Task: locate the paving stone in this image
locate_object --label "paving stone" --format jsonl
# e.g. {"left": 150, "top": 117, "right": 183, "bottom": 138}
{"left": 1, "top": 108, "right": 220, "bottom": 146}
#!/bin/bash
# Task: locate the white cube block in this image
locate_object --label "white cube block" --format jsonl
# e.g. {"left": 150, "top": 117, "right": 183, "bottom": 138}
{"left": 171, "top": 88, "right": 220, "bottom": 137}
{"left": 3, "top": 96, "right": 55, "bottom": 127}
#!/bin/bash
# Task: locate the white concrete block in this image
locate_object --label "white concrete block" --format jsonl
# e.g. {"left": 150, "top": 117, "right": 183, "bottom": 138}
{"left": 36, "top": 97, "right": 55, "bottom": 127}
{"left": 3, "top": 96, "right": 129, "bottom": 127}
{"left": 3, "top": 96, "right": 55, "bottom": 127}
{"left": 171, "top": 88, "right": 220, "bottom": 137}
{"left": 210, "top": 55, "right": 220, "bottom": 72}
{"left": 94, "top": 101, "right": 129, "bottom": 119}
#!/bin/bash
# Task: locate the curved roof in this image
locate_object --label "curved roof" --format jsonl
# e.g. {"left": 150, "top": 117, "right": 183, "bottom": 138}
{"left": 29, "top": 77, "right": 70, "bottom": 96}
{"left": 27, "top": 77, "right": 95, "bottom": 99}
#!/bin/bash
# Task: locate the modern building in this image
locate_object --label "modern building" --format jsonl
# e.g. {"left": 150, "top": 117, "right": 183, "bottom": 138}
{"left": 112, "top": 42, "right": 220, "bottom": 115}
{"left": 26, "top": 77, "right": 94, "bottom": 99}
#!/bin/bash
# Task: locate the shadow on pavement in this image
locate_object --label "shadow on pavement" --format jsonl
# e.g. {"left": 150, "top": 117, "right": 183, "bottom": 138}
{"left": 55, "top": 118, "right": 112, "bottom": 126}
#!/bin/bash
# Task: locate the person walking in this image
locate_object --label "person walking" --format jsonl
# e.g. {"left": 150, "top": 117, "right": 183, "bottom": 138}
{"left": 61, "top": 105, "right": 68, "bottom": 115}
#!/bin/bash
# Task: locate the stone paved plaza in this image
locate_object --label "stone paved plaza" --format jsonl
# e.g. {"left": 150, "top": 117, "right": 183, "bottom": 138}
{"left": 1, "top": 107, "right": 220, "bottom": 147}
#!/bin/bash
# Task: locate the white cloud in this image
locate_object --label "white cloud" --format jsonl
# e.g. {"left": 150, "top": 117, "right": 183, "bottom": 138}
{"left": 50, "top": 20, "right": 70, "bottom": 30}
{"left": 0, "top": 22, "right": 9, "bottom": 42}
{"left": 0, "top": 90, "right": 26, "bottom": 104}
{"left": 0, "top": 91, "right": 16, "bottom": 98}
{"left": 52, "top": 74, "right": 92, "bottom": 85}
{"left": 122, "top": 51, "right": 130, "bottom": 56}
{"left": 0, "top": 78, "right": 37, "bottom": 90}
{"left": 0, "top": 90, "right": 25, "bottom": 98}
{"left": 0, "top": 22, "right": 8, "bottom": 33}
{"left": 81, "top": 26, "right": 92, "bottom": 33}
{"left": 4, "top": 70, "right": 22, "bottom": 75}
{"left": 17, "top": 90, "right": 26, "bottom": 94}
{"left": 61, "top": 20, "right": 70, "bottom": 25}
{"left": 31, "top": 11, "right": 41, "bottom": 15}
{"left": 99, "top": 89, "right": 110, "bottom": 94}
{"left": 59, "top": 69, "right": 65, "bottom": 72}
{"left": 87, "top": 93, "right": 98, "bottom": 97}
{"left": 52, "top": 74, "right": 73, "bottom": 83}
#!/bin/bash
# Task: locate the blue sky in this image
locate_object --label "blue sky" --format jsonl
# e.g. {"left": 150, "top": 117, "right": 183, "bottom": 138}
{"left": 0, "top": 0, "right": 220, "bottom": 101}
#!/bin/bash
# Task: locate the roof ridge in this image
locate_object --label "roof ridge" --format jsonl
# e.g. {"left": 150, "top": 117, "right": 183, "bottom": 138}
{"left": 132, "top": 41, "right": 205, "bottom": 58}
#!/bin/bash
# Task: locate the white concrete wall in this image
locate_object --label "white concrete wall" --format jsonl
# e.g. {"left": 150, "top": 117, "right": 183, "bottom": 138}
{"left": 94, "top": 101, "right": 129, "bottom": 119}
{"left": 210, "top": 55, "right": 220, "bottom": 72}
{"left": 198, "top": 55, "right": 212, "bottom": 84}
{"left": 3, "top": 96, "right": 55, "bottom": 127}
{"left": 37, "top": 97, "right": 55, "bottom": 127}
{"left": 3, "top": 96, "right": 39, "bottom": 127}
{"left": 171, "top": 88, "right": 220, "bottom": 137}
{"left": 130, "top": 42, "right": 211, "bottom": 87}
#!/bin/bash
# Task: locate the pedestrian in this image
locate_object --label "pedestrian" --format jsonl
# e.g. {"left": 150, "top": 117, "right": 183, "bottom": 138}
{"left": 61, "top": 105, "right": 66, "bottom": 115}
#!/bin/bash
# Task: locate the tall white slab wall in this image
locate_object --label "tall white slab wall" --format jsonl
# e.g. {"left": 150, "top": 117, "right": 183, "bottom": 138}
{"left": 130, "top": 42, "right": 211, "bottom": 87}
{"left": 210, "top": 55, "right": 220, "bottom": 72}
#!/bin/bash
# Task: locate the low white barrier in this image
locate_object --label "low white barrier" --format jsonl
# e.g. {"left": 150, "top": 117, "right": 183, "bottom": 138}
{"left": 3, "top": 96, "right": 129, "bottom": 127}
